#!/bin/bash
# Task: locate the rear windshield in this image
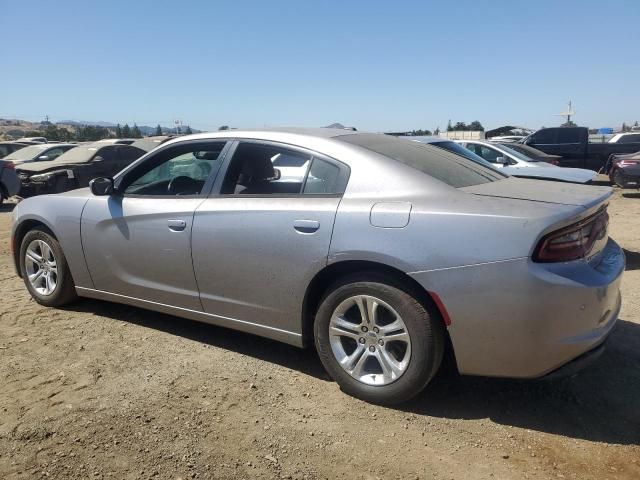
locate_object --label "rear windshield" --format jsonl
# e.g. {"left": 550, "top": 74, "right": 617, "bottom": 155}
{"left": 338, "top": 134, "right": 506, "bottom": 188}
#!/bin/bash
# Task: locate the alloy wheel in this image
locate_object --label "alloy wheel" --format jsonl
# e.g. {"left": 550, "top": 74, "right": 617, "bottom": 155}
{"left": 25, "top": 239, "right": 58, "bottom": 296}
{"left": 329, "top": 295, "right": 412, "bottom": 386}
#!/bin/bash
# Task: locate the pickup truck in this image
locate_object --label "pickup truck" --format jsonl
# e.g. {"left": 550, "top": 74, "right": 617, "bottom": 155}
{"left": 519, "top": 127, "right": 640, "bottom": 170}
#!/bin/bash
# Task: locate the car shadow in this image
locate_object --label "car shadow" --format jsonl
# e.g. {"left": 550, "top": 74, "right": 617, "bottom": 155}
{"left": 403, "top": 319, "right": 640, "bottom": 446}
{"left": 65, "top": 298, "right": 330, "bottom": 380}
{"left": 65, "top": 299, "right": 639, "bottom": 445}
{"left": 623, "top": 248, "right": 640, "bottom": 271}
{"left": 622, "top": 191, "right": 640, "bottom": 199}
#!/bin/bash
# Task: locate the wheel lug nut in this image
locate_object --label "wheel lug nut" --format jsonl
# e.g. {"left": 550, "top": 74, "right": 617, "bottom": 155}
{"left": 373, "top": 327, "right": 379, "bottom": 334}
{"left": 359, "top": 337, "right": 365, "bottom": 344}
{"left": 368, "top": 346, "right": 376, "bottom": 352}
{"left": 378, "top": 339, "right": 384, "bottom": 346}
{"left": 361, "top": 326, "right": 368, "bottom": 332}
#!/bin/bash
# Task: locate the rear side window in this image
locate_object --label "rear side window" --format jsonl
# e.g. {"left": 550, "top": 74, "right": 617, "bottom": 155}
{"left": 337, "top": 134, "right": 505, "bottom": 188}
{"left": 556, "top": 129, "right": 581, "bottom": 143}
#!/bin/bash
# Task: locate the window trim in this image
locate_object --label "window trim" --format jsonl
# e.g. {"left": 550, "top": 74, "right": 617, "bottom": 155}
{"left": 208, "top": 138, "right": 350, "bottom": 198}
{"left": 114, "top": 140, "right": 232, "bottom": 199}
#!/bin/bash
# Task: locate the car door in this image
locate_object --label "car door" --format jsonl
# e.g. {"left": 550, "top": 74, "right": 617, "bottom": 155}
{"left": 191, "top": 140, "right": 349, "bottom": 336}
{"left": 81, "top": 140, "right": 230, "bottom": 310}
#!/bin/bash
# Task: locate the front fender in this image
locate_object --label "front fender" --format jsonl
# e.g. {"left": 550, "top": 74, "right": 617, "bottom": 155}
{"left": 12, "top": 194, "right": 93, "bottom": 287}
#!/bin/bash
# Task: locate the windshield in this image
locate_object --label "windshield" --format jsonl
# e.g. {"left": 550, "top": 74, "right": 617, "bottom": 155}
{"left": 499, "top": 144, "right": 540, "bottom": 162}
{"left": 52, "top": 146, "right": 98, "bottom": 163}
{"left": 338, "top": 134, "right": 506, "bottom": 188}
{"left": 4, "top": 145, "right": 49, "bottom": 161}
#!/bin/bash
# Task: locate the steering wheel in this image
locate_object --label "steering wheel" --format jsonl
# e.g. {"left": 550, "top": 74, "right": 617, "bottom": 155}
{"left": 167, "top": 176, "right": 200, "bottom": 195}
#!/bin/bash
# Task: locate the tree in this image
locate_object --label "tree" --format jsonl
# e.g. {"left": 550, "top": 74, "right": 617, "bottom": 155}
{"left": 218, "top": 125, "right": 229, "bottom": 131}
{"left": 132, "top": 124, "right": 142, "bottom": 138}
{"left": 446, "top": 120, "right": 452, "bottom": 132}
{"left": 155, "top": 124, "right": 162, "bottom": 136}
{"left": 468, "top": 120, "right": 484, "bottom": 131}
{"left": 122, "top": 124, "right": 132, "bottom": 137}
{"left": 453, "top": 121, "right": 468, "bottom": 131}
{"left": 116, "top": 124, "right": 123, "bottom": 137}
{"left": 434, "top": 127, "right": 440, "bottom": 135}
{"left": 185, "top": 125, "right": 193, "bottom": 135}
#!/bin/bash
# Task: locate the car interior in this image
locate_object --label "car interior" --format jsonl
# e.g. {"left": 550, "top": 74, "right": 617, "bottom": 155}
{"left": 221, "top": 143, "right": 309, "bottom": 195}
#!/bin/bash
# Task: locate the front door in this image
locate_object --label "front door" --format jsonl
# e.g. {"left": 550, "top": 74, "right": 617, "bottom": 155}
{"left": 191, "top": 140, "right": 349, "bottom": 334}
{"left": 81, "top": 140, "right": 230, "bottom": 310}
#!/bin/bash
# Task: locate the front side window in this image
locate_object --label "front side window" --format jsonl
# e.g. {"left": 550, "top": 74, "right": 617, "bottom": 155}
{"left": 124, "top": 142, "right": 226, "bottom": 196}
{"left": 529, "top": 129, "right": 556, "bottom": 144}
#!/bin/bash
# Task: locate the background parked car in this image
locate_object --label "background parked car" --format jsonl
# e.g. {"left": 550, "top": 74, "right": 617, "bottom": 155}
{"left": 0, "top": 142, "right": 30, "bottom": 159}
{"left": 16, "top": 137, "right": 47, "bottom": 144}
{"left": 608, "top": 132, "right": 640, "bottom": 144}
{"left": 2, "top": 143, "right": 76, "bottom": 165}
{"left": 0, "top": 160, "right": 20, "bottom": 204}
{"left": 409, "top": 137, "right": 596, "bottom": 184}
{"left": 17, "top": 142, "right": 145, "bottom": 197}
{"left": 520, "top": 127, "right": 640, "bottom": 170}
{"left": 130, "top": 135, "right": 174, "bottom": 152}
{"left": 608, "top": 151, "right": 640, "bottom": 188}
{"left": 494, "top": 142, "right": 562, "bottom": 165}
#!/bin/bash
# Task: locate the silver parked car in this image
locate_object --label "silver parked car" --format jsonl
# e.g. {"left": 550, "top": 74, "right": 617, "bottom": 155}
{"left": 10, "top": 129, "right": 623, "bottom": 404}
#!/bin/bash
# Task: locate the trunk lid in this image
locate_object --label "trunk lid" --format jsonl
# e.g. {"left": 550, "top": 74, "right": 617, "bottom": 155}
{"left": 461, "top": 177, "right": 612, "bottom": 209}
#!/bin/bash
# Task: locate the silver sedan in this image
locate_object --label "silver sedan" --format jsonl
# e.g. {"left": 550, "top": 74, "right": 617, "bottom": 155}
{"left": 10, "top": 128, "right": 624, "bottom": 404}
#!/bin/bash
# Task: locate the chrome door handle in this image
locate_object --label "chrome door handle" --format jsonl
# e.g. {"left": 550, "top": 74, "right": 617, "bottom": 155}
{"left": 293, "top": 220, "right": 320, "bottom": 234}
{"left": 168, "top": 219, "right": 187, "bottom": 231}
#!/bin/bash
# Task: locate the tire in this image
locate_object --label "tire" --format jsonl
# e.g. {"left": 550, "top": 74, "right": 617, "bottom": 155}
{"left": 19, "top": 228, "right": 77, "bottom": 307}
{"left": 613, "top": 169, "right": 626, "bottom": 188}
{"left": 314, "top": 273, "right": 444, "bottom": 405}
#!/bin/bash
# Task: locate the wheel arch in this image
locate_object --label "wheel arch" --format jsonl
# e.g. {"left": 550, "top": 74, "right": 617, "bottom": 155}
{"left": 12, "top": 217, "right": 57, "bottom": 278}
{"left": 301, "top": 260, "right": 452, "bottom": 345}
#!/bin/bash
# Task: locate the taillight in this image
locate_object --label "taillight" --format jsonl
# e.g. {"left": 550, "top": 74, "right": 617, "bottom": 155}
{"left": 533, "top": 208, "right": 609, "bottom": 262}
{"left": 619, "top": 160, "right": 639, "bottom": 167}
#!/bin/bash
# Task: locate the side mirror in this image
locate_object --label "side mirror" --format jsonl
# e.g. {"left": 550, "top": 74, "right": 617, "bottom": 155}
{"left": 272, "top": 168, "right": 282, "bottom": 180}
{"left": 37, "top": 155, "right": 50, "bottom": 161}
{"left": 90, "top": 177, "right": 114, "bottom": 196}
{"left": 495, "top": 156, "right": 510, "bottom": 166}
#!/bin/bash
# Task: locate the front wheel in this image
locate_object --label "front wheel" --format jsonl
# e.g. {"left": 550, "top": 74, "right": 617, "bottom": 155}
{"left": 19, "top": 228, "right": 77, "bottom": 307}
{"left": 314, "top": 274, "right": 444, "bottom": 405}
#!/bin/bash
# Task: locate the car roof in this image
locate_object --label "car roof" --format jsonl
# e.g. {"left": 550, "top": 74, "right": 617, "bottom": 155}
{"left": 402, "top": 136, "right": 447, "bottom": 144}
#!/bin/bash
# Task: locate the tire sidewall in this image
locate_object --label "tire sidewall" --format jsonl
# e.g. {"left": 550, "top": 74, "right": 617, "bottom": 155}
{"left": 314, "top": 276, "right": 443, "bottom": 405}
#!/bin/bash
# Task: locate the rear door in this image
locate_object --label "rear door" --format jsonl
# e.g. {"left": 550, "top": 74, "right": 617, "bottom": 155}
{"left": 191, "top": 140, "right": 349, "bottom": 336}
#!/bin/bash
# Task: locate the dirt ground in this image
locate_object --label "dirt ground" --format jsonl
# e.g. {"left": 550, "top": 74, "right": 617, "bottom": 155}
{"left": 1, "top": 185, "right": 639, "bottom": 480}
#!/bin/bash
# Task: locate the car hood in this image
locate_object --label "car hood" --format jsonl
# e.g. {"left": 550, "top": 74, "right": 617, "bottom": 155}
{"left": 502, "top": 166, "right": 596, "bottom": 184}
{"left": 461, "top": 177, "right": 612, "bottom": 207}
{"left": 16, "top": 159, "right": 89, "bottom": 174}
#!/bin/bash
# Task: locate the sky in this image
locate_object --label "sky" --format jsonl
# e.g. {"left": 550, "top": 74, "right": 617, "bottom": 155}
{"left": 1, "top": 0, "right": 639, "bottom": 132}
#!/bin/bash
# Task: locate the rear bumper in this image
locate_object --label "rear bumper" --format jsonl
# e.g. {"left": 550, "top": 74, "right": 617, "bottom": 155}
{"left": 410, "top": 238, "right": 624, "bottom": 379}
{"left": 540, "top": 341, "right": 606, "bottom": 381}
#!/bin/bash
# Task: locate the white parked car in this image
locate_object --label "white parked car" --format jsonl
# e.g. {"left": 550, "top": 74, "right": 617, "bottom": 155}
{"left": 457, "top": 140, "right": 597, "bottom": 184}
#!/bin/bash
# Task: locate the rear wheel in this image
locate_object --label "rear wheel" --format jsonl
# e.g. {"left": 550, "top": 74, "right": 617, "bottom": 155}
{"left": 613, "top": 169, "right": 626, "bottom": 188}
{"left": 19, "top": 228, "right": 77, "bottom": 307}
{"left": 314, "top": 274, "right": 444, "bottom": 405}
